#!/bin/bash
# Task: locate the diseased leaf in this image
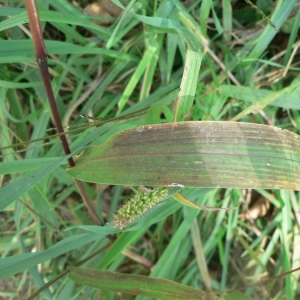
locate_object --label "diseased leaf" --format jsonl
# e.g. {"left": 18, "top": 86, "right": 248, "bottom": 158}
{"left": 68, "top": 267, "right": 222, "bottom": 300}
{"left": 66, "top": 121, "right": 300, "bottom": 190}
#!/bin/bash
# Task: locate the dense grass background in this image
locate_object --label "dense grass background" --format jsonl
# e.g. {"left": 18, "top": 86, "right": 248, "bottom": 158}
{"left": 1, "top": 0, "right": 300, "bottom": 299}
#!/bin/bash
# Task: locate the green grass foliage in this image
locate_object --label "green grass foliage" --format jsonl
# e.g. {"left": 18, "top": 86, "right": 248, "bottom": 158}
{"left": 1, "top": 0, "right": 300, "bottom": 299}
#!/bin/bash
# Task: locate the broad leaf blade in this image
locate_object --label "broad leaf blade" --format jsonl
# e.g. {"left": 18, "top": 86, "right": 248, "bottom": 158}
{"left": 66, "top": 121, "right": 300, "bottom": 190}
{"left": 68, "top": 267, "right": 222, "bottom": 300}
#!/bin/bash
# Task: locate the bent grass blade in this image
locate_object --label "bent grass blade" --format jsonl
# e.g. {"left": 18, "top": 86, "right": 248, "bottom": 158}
{"left": 66, "top": 121, "right": 300, "bottom": 190}
{"left": 172, "top": 192, "right": 241, "bottom": 211}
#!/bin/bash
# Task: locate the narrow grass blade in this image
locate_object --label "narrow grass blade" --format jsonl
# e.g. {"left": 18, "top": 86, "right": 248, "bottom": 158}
{"left": 0, "top": 9, "right": 110, "bottom": 37}
{"left": 231, "top": 81, "right": 300, "bottom": 121}
{"left": 117, "top": 44, "right": 157, "bottom": 114}
{"left": 0, "top": 152, "right": 76, "bottom": 212}
{"left": 247, "top": 0, "right": 297, "bottom": 60}
{"left": 66, "top": 121, "right": 300, "bottom": 190}
{"left": 68, "top": 267, "right": 222, "bottom": 300}
{"left": 219, "top": 85, "right": 300, "bottom": 111}
{"left": 0, "top": 40, "right": 139, "bottom": 63}
{"left": 173, "top": 49, "right": 202, "bottom": 121}
{"left": 109, "top": 0, "right": 202, "bottom": 116}
{"left": 0, "top": 232, "right": 105, "bottom": 280}
{"left": 173, "top": 192, "right": 239, "bottom": 211}
{"left": 111, "top": 0, "right": 200, "bottom": 52}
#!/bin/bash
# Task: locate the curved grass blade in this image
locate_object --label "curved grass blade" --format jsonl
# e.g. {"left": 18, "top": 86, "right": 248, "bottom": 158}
{"left": 66, "top": 121, "right": 300, "bottom": 190}
{"left": 172, "top": 192, "right": 240, "bottom": 211}
{"left": 68, "top": 266, "right": 222, "bottom": 300}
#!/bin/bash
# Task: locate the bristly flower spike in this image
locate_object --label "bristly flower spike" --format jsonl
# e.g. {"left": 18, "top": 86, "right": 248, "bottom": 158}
{"left": 112, "top": 188, "right": 169, "bottom": 230}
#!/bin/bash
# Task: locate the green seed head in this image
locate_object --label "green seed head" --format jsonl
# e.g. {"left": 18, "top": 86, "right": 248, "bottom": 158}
{"left": 111, "top": 188, "right": 170, "bottom": 230}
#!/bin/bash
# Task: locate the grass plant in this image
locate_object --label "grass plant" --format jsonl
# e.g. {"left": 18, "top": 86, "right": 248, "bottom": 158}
{"left": 1, "top": 0, "right": 300, "bottom": 299}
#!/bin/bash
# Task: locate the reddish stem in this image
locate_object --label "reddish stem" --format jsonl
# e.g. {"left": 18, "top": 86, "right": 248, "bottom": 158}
{"left": 25, "top": 0, "right": 74, "bottom": 167}
{"left": 25, "top": 0, "right": 100, "bottom": 225}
